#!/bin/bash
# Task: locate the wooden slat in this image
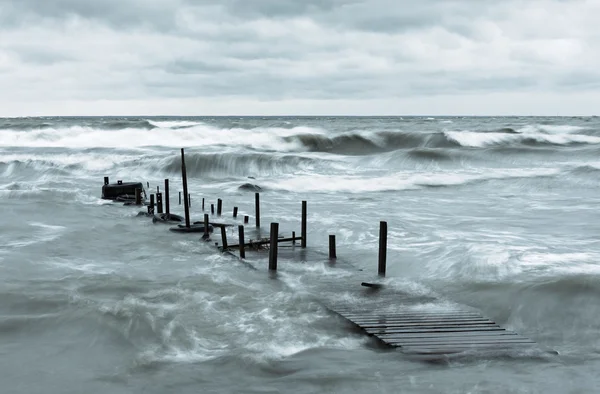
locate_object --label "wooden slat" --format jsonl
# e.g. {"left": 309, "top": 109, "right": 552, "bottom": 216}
{"left": 336, "top": 312, "right": 482, "bottom": 320}
{"left": 390, "top": 343, "right": 536, "bottom": 354}
{"left": 350, "top": 319, "right": 492, "bottom": 327}
{"left": 385, "top": 337, "right": 535, "bottom": 346}
{"left": 358, "top": 321, "right": 497, "bottom": 329}
{"left": 366, "top": 326, "right": 507, "bottom": 334}
{"left": 351, "top": 316, "right": 490, "bottom": 323}
{"left": 378, "top": 331, "right": 521, "bottom": 339}
{"left": 365, "top": 323, "right": 499, "bottom": 333}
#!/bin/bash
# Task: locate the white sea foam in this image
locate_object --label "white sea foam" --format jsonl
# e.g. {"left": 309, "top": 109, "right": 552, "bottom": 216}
{"left": 445, "top": 130, "right": 600, "bottom": 148}
{"left": 147, "top": 120, "right": 205, "bottom": 129}
{"left": 263, "top": 167, "right": 560, "bottom": 193}
{"left": 0, "top": 125, "right": 325, "bottom": 151}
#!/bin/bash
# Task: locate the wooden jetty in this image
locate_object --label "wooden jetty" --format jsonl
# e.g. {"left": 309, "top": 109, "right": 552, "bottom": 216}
{"left": 106, "top": 148, "right": 553, "bottom": 359}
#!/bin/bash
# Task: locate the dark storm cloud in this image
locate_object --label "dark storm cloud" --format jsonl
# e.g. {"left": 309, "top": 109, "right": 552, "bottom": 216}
{"left": 0, "top": 0, "right": 598, "bottom": 115}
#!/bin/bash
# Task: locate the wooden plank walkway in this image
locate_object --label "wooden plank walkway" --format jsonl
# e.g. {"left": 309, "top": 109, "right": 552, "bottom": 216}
{"left": 218, "top": 236, "right": 549, "bottom": 358}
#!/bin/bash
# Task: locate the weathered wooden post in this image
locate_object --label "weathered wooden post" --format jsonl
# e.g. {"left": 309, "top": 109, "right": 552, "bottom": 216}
{"left": 238, "top": 225, "right": 245, "bottom": 259}
{"left": 255, "top": 193, "right": 260, "bottom": 227}
{"left": 104, "top": 176, "right": 109, "bottom": 185}
{"left": 203, "top": 213, "right": 210, "bottom": 240}
{"left": 378, "top": 221, "right": 387, "bottom": 277}
{"left": 292, "top": 231, "right": 296, "bottom": 245}
{"left": 329, "top": 235, "right": 336, "bottom": 259}
{"left": 244, "top": 215, "right": 249, "bottom": 224}
{"left": 233, "top": 206, "right": 238, "bottom": 218}
{"left": 181, "top": 148, "right": 191, "bottom": 228}
{"left": 179, "top": 191, "right": 182, "bottom": 205}
{"left": 220, "top": 226, "right": 228, "bottom": 251}
{"left": 217, "top": 198, "right": 222, "bottom": 216}
{"left": 135, "top": 188, "right": 142, "bottom": 205}
{"left": 269, "top": 222, "right": 279, "bottom": 271}
{"left": 202, "top": 198, "right": 205, "bottom": 211}
{"left": 211, "top": 204, "right": 215, "bottom": 215}
{"left": 147, "top": 181, "right": 149, "bottom": 189}
{"left": 148, "top": 194, "right": 155, "bottom": 215}
{"left": 164, "top": 179, "right": 170, "bottom": 216}
{"left": 156, "top": 192, "right": 163, "bottom": 214}
{"left": 301, "top": 200, "right": 307, "bottom": 248}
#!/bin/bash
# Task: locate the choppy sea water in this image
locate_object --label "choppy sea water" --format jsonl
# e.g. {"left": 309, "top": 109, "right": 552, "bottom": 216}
{"left": 1, "top": 116, "right": 600, "bottom": 393}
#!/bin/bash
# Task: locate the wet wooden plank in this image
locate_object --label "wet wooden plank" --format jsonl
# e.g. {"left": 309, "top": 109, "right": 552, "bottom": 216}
{"left": 378, "top": 331, "right": 522, "bottom": 339}
{"left": 335, "top": 312, "right": 482, "bottom": 320}
{"left": 344, "top": 316, "right": 490, "bottom": 323}
{"left": 366, "top": 326, "right": 507, "bottom": 335}
{"left": 349, "top": 318, "right": 493, "bottom": 327}
{"left": 357, "top": 321, "right": 498, "bottom": 330}
{"left": 384, "top": 337, "right": 536, "bottom": 346}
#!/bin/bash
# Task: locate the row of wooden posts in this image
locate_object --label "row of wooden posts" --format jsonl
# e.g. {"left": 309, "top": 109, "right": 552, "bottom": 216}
{"left": 125, "top": 148, "right": 389, "bottom": 277}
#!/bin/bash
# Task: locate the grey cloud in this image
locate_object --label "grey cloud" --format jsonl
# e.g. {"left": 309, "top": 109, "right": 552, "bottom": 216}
{"left": 0, "top": 0, "right": 598, "bottom": 115}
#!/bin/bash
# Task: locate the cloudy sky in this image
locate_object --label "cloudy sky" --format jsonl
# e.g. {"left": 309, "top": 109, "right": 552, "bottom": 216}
{"left": 0, "top": 0, "right": 598, "bottom": 116}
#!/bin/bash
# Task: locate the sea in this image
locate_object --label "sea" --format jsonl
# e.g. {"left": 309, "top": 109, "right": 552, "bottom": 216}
{"left": 1, "top": 116, "right": 600, "bottom": 393}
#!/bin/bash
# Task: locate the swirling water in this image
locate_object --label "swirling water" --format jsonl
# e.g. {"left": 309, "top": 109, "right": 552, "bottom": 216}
{"left": 1, "top": 116, "right": 600, "bottom": 393}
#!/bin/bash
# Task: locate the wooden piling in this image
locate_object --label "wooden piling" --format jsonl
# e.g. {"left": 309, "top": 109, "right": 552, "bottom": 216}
{"left": 164, "top": 179, "right": 170, "bottom": 216}
{"left": 329, "top": 235, "right": 336, "bottom": 259}
{"left": 179, "top": 191, "right": 182, "bottom": 205}
{"left": 148, "top": 194, "right": 155, "bottom": 215}
{"left": 203, "top": 213, "right": 209, "bottom": 239}
{"left": 156, "top": 192, "right": 163, "bottom": 214}
{"left": 255, "top": 193, "right": 260, "bottom": 227}
{"left": 202, "top": 198, "right": 205, "bottom": 211}
{"left": 181, "top": 148, "right": 191, "bottom": 228}
{"left": 269, "top": 222, "right": 279, "bottom": 271}
{"left": 233, "top": 206, "right": 238, "bottom": 218}
{"left": 135, "top": 188, "right": 142, "bottom": 205}
{"left": 238, "top": 225, "right": 245, "bottom": 259}
{"left": 103, "top": 176, "right": 109, "bottom": 185}
{"left": 301, "top": 200, "right": 307, "bottom": 248}
{"left": 292, "top": 231, "right": 296, "bottom": 245}
{"left": 217, "top": 198, "right": 222, "bottom": 216}
{"left": 220, "top": 226, "right": 228, "bottom": 251}
{"left": 378, "top": 221, "right": 387, "bottom": 277}
{"left": 211, "top": 204, "right": 215, "bottom": 215}
{"left": 244, "top": 215, "right": 249, "bottom": 224}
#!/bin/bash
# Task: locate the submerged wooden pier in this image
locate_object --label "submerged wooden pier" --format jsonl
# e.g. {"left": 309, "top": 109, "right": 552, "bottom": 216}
{"left": 104, "top": 148, "right": 551, "bottom": 359}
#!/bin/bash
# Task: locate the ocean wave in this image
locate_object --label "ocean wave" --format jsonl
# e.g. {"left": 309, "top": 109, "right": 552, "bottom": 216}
{"left": 159, "top": 152, "right": 321, "bottom": 177}
{"left": 445, "top": 130, "right": 600, "bottom": 148}
{"left": 262, "top": 167, "right": 560, "bottom": 193}
{"left": 283, "top": 130, "right": 457, "bottom": 155}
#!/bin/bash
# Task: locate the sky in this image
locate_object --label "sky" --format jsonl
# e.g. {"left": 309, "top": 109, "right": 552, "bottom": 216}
{"left": 0, "top": 0, "right": 598, "bottom": 116}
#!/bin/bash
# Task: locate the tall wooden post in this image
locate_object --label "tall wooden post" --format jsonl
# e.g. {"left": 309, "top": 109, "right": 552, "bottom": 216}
{"left": 156, "top": 192, "right": 163, "bottom": 214}
{"left": 238, "top": 225, "right": 245, "bottom": 259}
{"left": 244, "top": 215, "right": 249, "bottom": 224}
{"left": 233, "top": 207, "right": 238, "bottom": 218}
{"left": 378, "top": 221, "right": 387, "bottom": 277}
{"left": 135, "top": 188, "right": 142, "bottom": 205}
{"left": 148, "top": 194, "right": 155, "bottom": 215}
{"left": 103, "top": 176, "right": 109, "bottom": 185}
{"left": 211, "top": 204, "right": 214, "bottom": 215}
{"left": 255, "top": 193, "right": 260, "bottom": 227}
{"left": 217, "top": 199, "right": 222, "bottom": 216}
{"left": 164, "top": 179, "right": 170, "bottom": 216}
{"left": 179, "top": 191, "right": 181, "bottom": 205}
{"left": 269, "top": 222, "right": 279, "bottom": 271}
{"left": 329, "top": 235, "right": 336, "bottom": 259}
{"left": 181, "top": 148, "right": 191, "bottom": 228}
{"left": 188, "top": 194, "right": 191, "bottom": 207}
{"left": 203, "top": 213, "right": 209, "bottom": 239}
{"left": 202, "top": 198, "right": 205, "bottom": 211}
{"left": 220, "top": 226, "right": 228, "bottom": 251}
{"left": 301, "top": 200, "right": 307, "bottom": 248}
